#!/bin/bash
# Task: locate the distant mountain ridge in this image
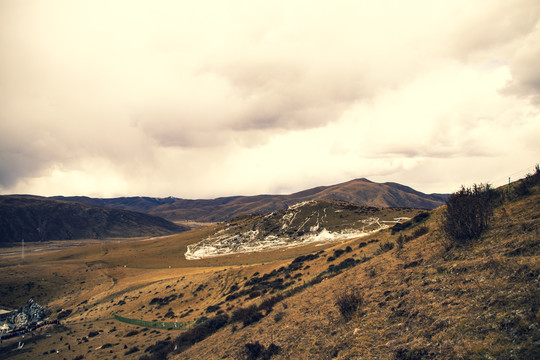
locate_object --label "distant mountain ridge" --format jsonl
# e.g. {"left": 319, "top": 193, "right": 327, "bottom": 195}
{"left": 0, "top": 196, "right": 188, "bottom": 244}
{"left": 50, "top": 178, "right": 448, "bottom": 222}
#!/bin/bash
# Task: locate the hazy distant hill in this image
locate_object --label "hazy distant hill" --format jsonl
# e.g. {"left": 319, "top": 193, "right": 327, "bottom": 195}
{"left": 0, "top": 196, "right": 188, "bottom": 244}
{"left": 52, "top": 178, "right": 447, "bottom": 222}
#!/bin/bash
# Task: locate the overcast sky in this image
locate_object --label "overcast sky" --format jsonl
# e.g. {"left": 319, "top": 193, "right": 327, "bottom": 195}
{"left": 1, "top": 0, "right": 539, "bottom": 199}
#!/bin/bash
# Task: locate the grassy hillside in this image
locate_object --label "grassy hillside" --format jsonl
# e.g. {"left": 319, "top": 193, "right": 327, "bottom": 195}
{"left": 0, "top": 179, "right": 537, "bottom": 360}
{"left": 171, "top": 184, "right": 539, "bottom": 359}
{"left": 0, "top": 196, "right": 188, "bottom": 244}
{"left": 174, "top": 184, "right": 538, "bottom": 359}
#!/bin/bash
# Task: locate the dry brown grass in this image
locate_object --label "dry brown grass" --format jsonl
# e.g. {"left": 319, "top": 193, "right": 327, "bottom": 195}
{"left": 1, "top": 188, "right": 538, "bottom": 359}
{"left": 174, "top": 189, "right": 539, "bottom": 360}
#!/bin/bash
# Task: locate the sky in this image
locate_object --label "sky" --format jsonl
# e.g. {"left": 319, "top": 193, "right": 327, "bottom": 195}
{"left": 1, "top": 0, "right": 539, "bottom": 199}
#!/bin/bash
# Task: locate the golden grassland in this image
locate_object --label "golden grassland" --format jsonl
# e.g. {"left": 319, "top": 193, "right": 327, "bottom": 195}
{"left": 0, "top": 187, "right": 538, "bottom": 359}
{"left": 0, "top": 212, "right": 395, "bottom": 359}
{"left": 177, "top": 189, "right": 540, "bottom": 359}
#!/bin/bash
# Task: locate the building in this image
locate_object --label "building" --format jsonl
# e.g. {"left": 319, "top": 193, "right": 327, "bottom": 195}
{"left": 0, "top": 309, "right": 12, "bottom": 322}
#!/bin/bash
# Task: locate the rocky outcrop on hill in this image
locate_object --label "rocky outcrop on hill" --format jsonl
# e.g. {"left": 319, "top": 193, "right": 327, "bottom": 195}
{"left": 185, "top": 199, "right": 423, "bottom": 259}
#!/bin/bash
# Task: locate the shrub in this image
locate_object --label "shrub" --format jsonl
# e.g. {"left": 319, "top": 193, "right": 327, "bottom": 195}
{"left": 443, "top": 183, "right": 496, "bottom": 243}
{"left": 170, "top": 314, "right": 229, "bottom": 354}
{"left": 149, "top": 294, "right": 178, "bottom": 307}
{"left": 392, "top": 222, "right": 410, "bottom": 234}
{"left": 412, "top": 212, "right": 430, "bottom": 222}
{"left": 258, "top": 293, "right": 285, "bottom": 314}
{"left": 231, "top": 305, "right": 263, "bottom": 327}
{"left": 206, "top": 304, "right": 221, "bottom": 313}
{"left": 273, "top": 311, "right": 285, "bottom": 322}
{"left": 125, "top": 346, "right": 140, "bottom": 355}
{"left": 512, "top": 165, "right": 540, "bottom": 198}
{"left": 333, "top": 249, "right": 346, "bottom": 258}
{"left": 335, "top": 286, "right": 363, "bottom": 320}
{"left": 195, "top": 316, "right": 208, "bottom": 324}
{"left": 243, "top": 341, "right": 281, "bottom": 360}
{"left": 328, "top": 258, "right": 360, "bottom": 273}
{"left": 396, "top": 234, "right": 404, "bottom": 250}
{"left": 244, "top": 341, "right": 264, "bottom": 360}
{"left": 249, "top": 290, "right": 262, "bottom": 299}
{"left": 412, "top": 225, "right": 429, "bottom": 238}
{"left": 57, "top": 309, "right": 72, "bottom": 320}
{"left": 375, "top": 241, "right": 394, "bottom": 254}
{"left": 144, "top": 339, "right": 171, "bottom": 356}
{"left": 292, "top": 253, "right": 319, "bottom": 264}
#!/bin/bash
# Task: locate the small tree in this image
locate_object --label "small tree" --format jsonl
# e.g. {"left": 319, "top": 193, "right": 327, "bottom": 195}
{"left": 443, "top": 183, "right": 496, "bottom": 243}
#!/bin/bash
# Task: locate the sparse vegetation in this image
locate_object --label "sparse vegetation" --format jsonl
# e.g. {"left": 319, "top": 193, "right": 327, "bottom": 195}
{"left": 232, "top": 305, "right": 263, "bottom": 327}
{"left": 124, "top": 330, "right": 139, "bottom": 337}
{"left": 57, "top": 308, "right": 72, "bottom": 320}
{"left": 243, "top": 341, "right": 281, "bottom": 360}
{"left": 397, "top": 225, "right": 429, "bottom": 249}
{"left": 149, "top": 294, "right": 180, "bottom": 307}
{"left": 170, "top": 314, "right": 229, "bottom": 354}
{"left": 273, "top": 311, "right": 285, "bottom": 322}
{"left": 327, "top": 258, "right": 361, "bottom": 273}
{"left": 511, "top": 164, "right": 540, "bottom": 198}
{"left": 375, "top": 241, "right": 394, "bottom": 254}
{"left": 2, "top": 174, "right": 538, "bottom": 360}
{"left": 335, "top": 286, "right": 363, "bottom": 320}
{"left": 125, "top": 346, "right": 140, "bottom": 355}
{"left": 443, "top": 183, "right": 498, "bottom": 243}
{"left": 205, "top": 304, "right": 221, "bottom": 313}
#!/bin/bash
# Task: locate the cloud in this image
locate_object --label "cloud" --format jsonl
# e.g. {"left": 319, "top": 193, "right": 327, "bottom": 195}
{"left": 503, "top": 22, "right": 540, "bottom": 103}
{"left": 1, "top": 0, "right": 539, "bottom": 197}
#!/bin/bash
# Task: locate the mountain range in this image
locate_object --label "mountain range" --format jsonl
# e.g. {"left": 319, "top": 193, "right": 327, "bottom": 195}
{"left": 0, "top": 178, "right": 447, "bottom": 244}
{"left": 52, "top": 178, "right": 448, "bottom": 222}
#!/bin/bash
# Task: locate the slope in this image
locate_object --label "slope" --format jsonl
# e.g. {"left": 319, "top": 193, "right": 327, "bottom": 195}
{"left": 166, "top": 183, "right": 540, "bottom": 359}
{"left": 0, "top": 196, "right": 188, "bottom": 244}
{"left": 0, "top": 181, "right": 536, "bottom": 360}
